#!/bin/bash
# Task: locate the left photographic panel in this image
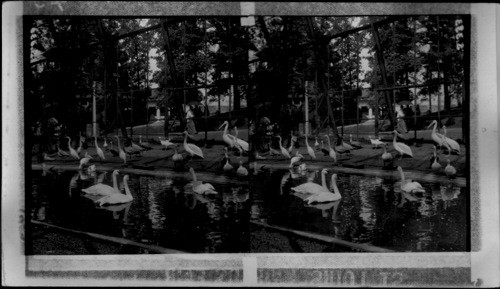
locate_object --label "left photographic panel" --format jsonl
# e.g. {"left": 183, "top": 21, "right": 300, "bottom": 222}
{"left": 25, "top": 16, "right": 253, "bottom": 255}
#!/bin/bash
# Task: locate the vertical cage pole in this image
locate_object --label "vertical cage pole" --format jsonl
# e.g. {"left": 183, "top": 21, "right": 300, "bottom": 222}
{"left": 412, "top": 17, "right": 418, "bottom": 143}
{"left": 436, "top": 15, "right": 442, "bottom": 124}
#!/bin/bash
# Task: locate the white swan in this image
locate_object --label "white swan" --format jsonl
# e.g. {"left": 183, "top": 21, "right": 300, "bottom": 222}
{"left": 183, "top": 131, "right": 204, "bottom": 159}
{"left": 392, "top": 130, "right": 413, "bottom": 158}
{"left": 304, "top": 172, "right": 342, "bottom": 204}
{"left": 96, "top": 174, "right": 133, "bottom": 206}
{"left": 237, "top": 161, "right": 248, "bottom": 177}
{"left": 305, "top": 135, "right": 316, "bottom": 159}
{"left": 276, "top": 136, "right": 291, "bottom": 158}
{"left": 291, "top": 168, "right": 331, "bottom": 195}
{"left": 324, "top": 135, "right": 337, "bottom": 163}
{"left": 189, "top": 167, "right": 217, "bottom": 194}
{"left": 82, "top": 169, "right": 120, "bottom": 196}
{"left": 397, "top": 166, "right": 425, "bottom": 193}
{"left": 95, "top": 137, "right": 105, "bottom": 161}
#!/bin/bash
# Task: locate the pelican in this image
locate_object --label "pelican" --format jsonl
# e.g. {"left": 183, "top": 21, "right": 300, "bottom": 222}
{"left": 289, "top": 151, "right": 304, "bottom": 168}
{"left": 441, "top": 125, "right": 461, "bottom": 154}
{"left": 392, "top": 130, "right": 413, "bottom": 158}
{"left": 159, "top": 136, "right": 175, "bottom": 149}
{"left": 431, "top": 146, "right": 442, "bottom": 171}
{"left": 95, "top": 137, "right": 105, "bottom": 162}
{"left": 444, "top": 158, "right": 457, "bottom": 178}
{"left": 189, "top": 167, "right": 217, "bottom": 194}
{"left": 381, "top": 143, "right": 393, "bottom": 166}
{"left": 427, "top": 120, "right": 447, "bottom": 149}
{"left": 172, "top": 144, "right": 184, "bottom": 162}
{"left": 114, "top": 136, "right": 127, "bottom": 164}
{"left": 369, "top": 136, "right": 384, "bottom": 149}
{"left": 138, "top": 135, "right": 152, "bottom": 150}
{"left": 291, "top": 168, "right": 331, "bottom": 195}
{"left": 223, "top": 147, "right": 234, "bottom": 172}
{"left": 324, "top": 135, "right": 337, "bottom": 163}
{"left": 66, "top": 136, "right": 80, "bottom": 160}
{"left": 305, "top": 135, "right": 316, "bottom": 160}
{"left": 237, "top": 161, "right": 248, "bottom": 177}
{"left": 232, "top": 126, "right": 249, "bottom": 152}
{"left": 82, "top": 169, "right": 120, "bottom": 196}
{"left": 79, "top": 152, "right": 93, "bottom": 169}
{"left": 183, "top": 131, "right": 204, "bottom": 159}
{"left": 96, "top": 175, "right": 133, "bottom": 206}
{"left": 397, "top": 166, "right": 425, "bottom": 193}
{"left": 349, "top": 134, "right": 363, "bottom": 149}
{"left": 277, "top": 136, "right": 291, "bottom": 158}
{"left": 218, "top": 121, "right": 235, "bottom": 148}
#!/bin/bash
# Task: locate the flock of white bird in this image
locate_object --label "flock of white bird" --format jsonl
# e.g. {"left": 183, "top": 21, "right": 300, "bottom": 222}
{"left": 260, "top": 119, "right": 461, "bottom": 205}
{"left": 41, "top": 119, "right": 461, "bottom": 207}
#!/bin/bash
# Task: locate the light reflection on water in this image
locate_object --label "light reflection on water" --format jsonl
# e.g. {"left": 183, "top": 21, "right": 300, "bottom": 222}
{"left": 29, "top": 167, "right": 467, "bottom": 254}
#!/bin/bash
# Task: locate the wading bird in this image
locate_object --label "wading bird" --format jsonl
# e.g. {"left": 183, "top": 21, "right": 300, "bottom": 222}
{"left": 108, "top": 140, "right": 119, "bottom": 157}
{"left": 96, "top": 175, "right": 133, "bottom": 206}
{"left": 79, "top": 152, "right": 93, "bottom": 169}
{"left": 305, "top": 135, "right": 316, "bottom": 160}
{"left": 392, "top": 130, "right": 413, "bottom": 159}
{"left": 289, "top": 151, "right": 304, "bottom": 168}
{"left": 189, "top": 167, "right": 217, "bottom": 195}
{"left": 232, "top": 126, "right": 249, "bottom": 153}
{"left": 397, "top": 166, "right": 425, "bottom": 193}
{"left": 82, "top": 169, "right": 120, "bottom": 196}
{"left": 324, "top": 135, "right": 337, "bottom": 163}
{"left": 114, "top": 136, "right": 127, "bottom": 164}
{"left": 76, "top": 135, "right": 84, "bottom": 155}
{"left": 218, "top": 121, "right": 235, "bottom": 148}
{"left": 57, "top": 142, "right": 70, "bottom": 157}
{"left": 66, "top": 136, "right": 80, "bottom": 160}
{"left": 277, "top": 136, "right": 291, "bottom": 159}
{"left": 95, "top": 136, "right": 105, "bottom": 162}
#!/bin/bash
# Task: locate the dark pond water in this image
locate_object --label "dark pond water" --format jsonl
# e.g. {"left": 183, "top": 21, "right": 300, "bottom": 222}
{"left": 27, "top": 168, "right": 468, "bottom": 254}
